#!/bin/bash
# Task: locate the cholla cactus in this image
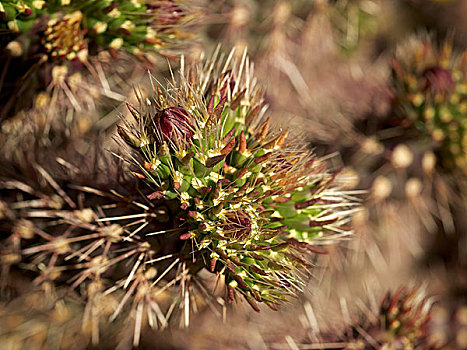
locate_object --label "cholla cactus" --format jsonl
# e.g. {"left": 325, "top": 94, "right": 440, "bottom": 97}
{"left": 346, "top": 287, "right": 435, "bottom": 350}
{"left": 0, "top": 48, "right": 359, "bottom": 345}
{"left": 391, "top": 35, "right": 467, "bottom": 174}
{"left": 0, "top": 285, "right": 93, "bottom": 350}
{"left": 117, "top": 47, "right": 360, "bottom": 311}
{"left": 1, "top": 0, "right": 189, "bottom": 60}
{"left": 326, "top": 0, "right": 382, "bottom": 54}
{"left": 0, "top": 0, "right": 192, "bottom": 118}
{"left": 275, "top": 287, "right": 437, "bottom": 350}
{"left": 377, "top": 288, "right": 433, "bottom": 346}
{"left": 204, "top": 0, "right": 317, "bottom": 57}
{"left": 0, "top": 165, "right": 202, "bottom": 346}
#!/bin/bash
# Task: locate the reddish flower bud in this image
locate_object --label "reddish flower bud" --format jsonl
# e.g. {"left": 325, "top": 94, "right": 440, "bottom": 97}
{"left": 148, "top": 2, "right": 184, "bottom": 28}
{"left": 156, "top": 107, "right": 194, "bottom": 146}
{"left": 224, "top": 212, "right": 252, "bottom": 237}
{"left": 422, "top": 66, "right": 454, "bottom": 95}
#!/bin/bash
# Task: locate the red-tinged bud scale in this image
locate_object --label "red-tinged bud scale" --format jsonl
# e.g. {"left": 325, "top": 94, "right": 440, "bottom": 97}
{"left": 157, "top": 107, "right": 194, "bottom": 145}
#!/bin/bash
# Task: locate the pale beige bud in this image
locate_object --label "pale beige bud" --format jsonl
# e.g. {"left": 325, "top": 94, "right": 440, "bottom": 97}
{"left": 372, "top": 176, "right": 392, "bottom": 200}
{"left": 1, "top": 253, "right": 20, "bottom": 264}
{"left": 74, "top": 208, "right": 94, "bottom": 223}
{"left": 361, "top": 137, "right": 384, "bottom": 155}
{"left": 52, "top": 300, "right": 71, "bottom": 323}
{"left": 336, "top": 167, "right": 360, "bottom": 189}
{"left": 101, "top": 224, "right": 123, "bottom": 242}
{"left": 73, "top": 49, "right": 85, "bottom": 63}
{"left": 49, "top": 195, "right": 63, "bottom": 210}
{"left": 144, "top": 267, "right": 158, "bottom": 279}
{"left": 87, "top": 280, "right": 103, "bottom": 296}
{"left": 13, "top": 219, "right": 34, "bottom": 239}
{"left": 352, "top": 208, "right": 369, "bottom": 228}
{"left": 422, "top": 152, "right": 436, "bottom": 173}
{"left": 392, "top": 144, "right": 413, "bottom": 168}
{"left": 231, "top": 6, "right": 249, "bottom": 27}
{"left": 432, "top": 129, "right": 445, "bottom": 141}
{"left": 273, "top": 1, "right": 291, "bottom": 25}
{"left": 53, "top": 238, "right": 70, "bottom": 254}
{"left": 33, "top": 1, "right": 45, "bottom": 9}
{"left": 108, "top": 8, "right": 121, "bottom": 17}
{"left": 75, "top": 115, "right": 92, "bottom": 136}
{"left": 6, "top": 40, "right": 23, "bottom": 56}
{"left": 68, "top": 72, "right": 82, "bottom": 91}
{"left": 7, "top": 21, "right": 19, "bottom": 33}
{"left": 109, "top": 38, "right": 123, "bottom": 50}
{"left": 405, "top": 178, "right": 422, "bottom": 198}
{"left": 120, "top": 20, "right": 135, "bottom": 31}
{"left": 93, "top": 21, "right": 108, "bottom": 34}
{"left": 131, "top": 0, "right": 143, "bottom": 8}
{"left": 90, "top": 256, "right": 108, "bottom": 274}
{"left": 34, "top": 92, "right": 50, "bottom": 109}
{"left": 52, "top": 65, "right": 68, "bottom": 84}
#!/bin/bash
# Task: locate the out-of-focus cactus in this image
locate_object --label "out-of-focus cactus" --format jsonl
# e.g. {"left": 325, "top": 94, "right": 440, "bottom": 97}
{"left": 326, "top": 0, "right": 382, "bottom": 55}
{"left": 372, "top": 287, "right": 434, "bottom": 349}
{"left": 281, "top": 287, "right": 437, "bottom": 350}
{"left": 0, "top": 164, "right": 197, "bottom": 346}
{"left": 391, "top": 35, "right": 467, "bottom": 174}
{"left": 0, "top": 0, "right": 193, "bottom": 118}
{"left": 1, "top": 0, "right": 190, "bottom": 61}
{"left": 203, "top": 0, "right": 316, "bottom": 57}
{"left": 0, "top": 285, "right": 93, "bottom": 350}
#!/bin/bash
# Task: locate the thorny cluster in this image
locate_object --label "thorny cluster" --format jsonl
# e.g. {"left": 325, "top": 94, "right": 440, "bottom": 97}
{"left": 118, "top": 48, "right": 360, "bottom": 310}
{"left": 281, "top": 287, "right": 436, "bottom": 350}
{"left": 391, "top": 35, "right": 467, "bottom": 175}
{"left": 1, "top": 0, "right": 188, "bottom": 60}
{"left": 0, "top": 0, "right": 192, "bottom": 118}
{"left": 0, "top": 49, "right": 359, "bottom": 346}
{"left": 0, "top": 1, "right": 463, "bottom": 349}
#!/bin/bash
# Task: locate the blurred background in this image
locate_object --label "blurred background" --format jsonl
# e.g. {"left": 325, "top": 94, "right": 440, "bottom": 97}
{"left": 1, "top": 0, "right": 466, "bottom": 349}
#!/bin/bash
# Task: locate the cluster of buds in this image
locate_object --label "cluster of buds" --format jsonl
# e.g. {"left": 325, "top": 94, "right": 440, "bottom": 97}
{"left": 391, "top": 35, "right": 467, "bottom": 174}
{"left": 293, "top": 287, "right": 436, "bottom": 350}
{"left": 118, "top": 48, "right": 359, "bottom": 311}
{"left": 348, "top": 287, "right": 434, "bottom": 350}
{"left": 1, "top": 0, "right": 189, "bottom": 61}
{"left": 378, "top": 287, "right": 433, "bottom": 347}
{"left": 41, "top": 10, "right": 87, "bottom": 61}
{"left": 0, "top": 1, "right": 191, "bottom": 118}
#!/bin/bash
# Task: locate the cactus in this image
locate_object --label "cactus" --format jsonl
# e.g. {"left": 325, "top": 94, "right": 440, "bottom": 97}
{"left": 0, "top": 0, "right": 192, "bottom": 118}
{"left": 327, "top": 0, "right": 382, "bottom": 55}
{"left": 118, "top": 47, "right": 360, "bottom": 311}
{"left": 277, "top": 287, "right": 437, "bottom": 350}
{"left": 0, "top": 48, "right": 359, "bottom": 346}
{"left": 391, "top": 34, "right": 467, "bottom": 175}
{"left": 345, "top": 287, "right": 435, "bottom": 350}
{"left": 0, "top": 0, "right": 190, "bottom": 61}
{"left": 0, "top": 164, "right": 200, "bottom": 346}
{"left": 377, "top": 288, "right": 433, "bottom": 347}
